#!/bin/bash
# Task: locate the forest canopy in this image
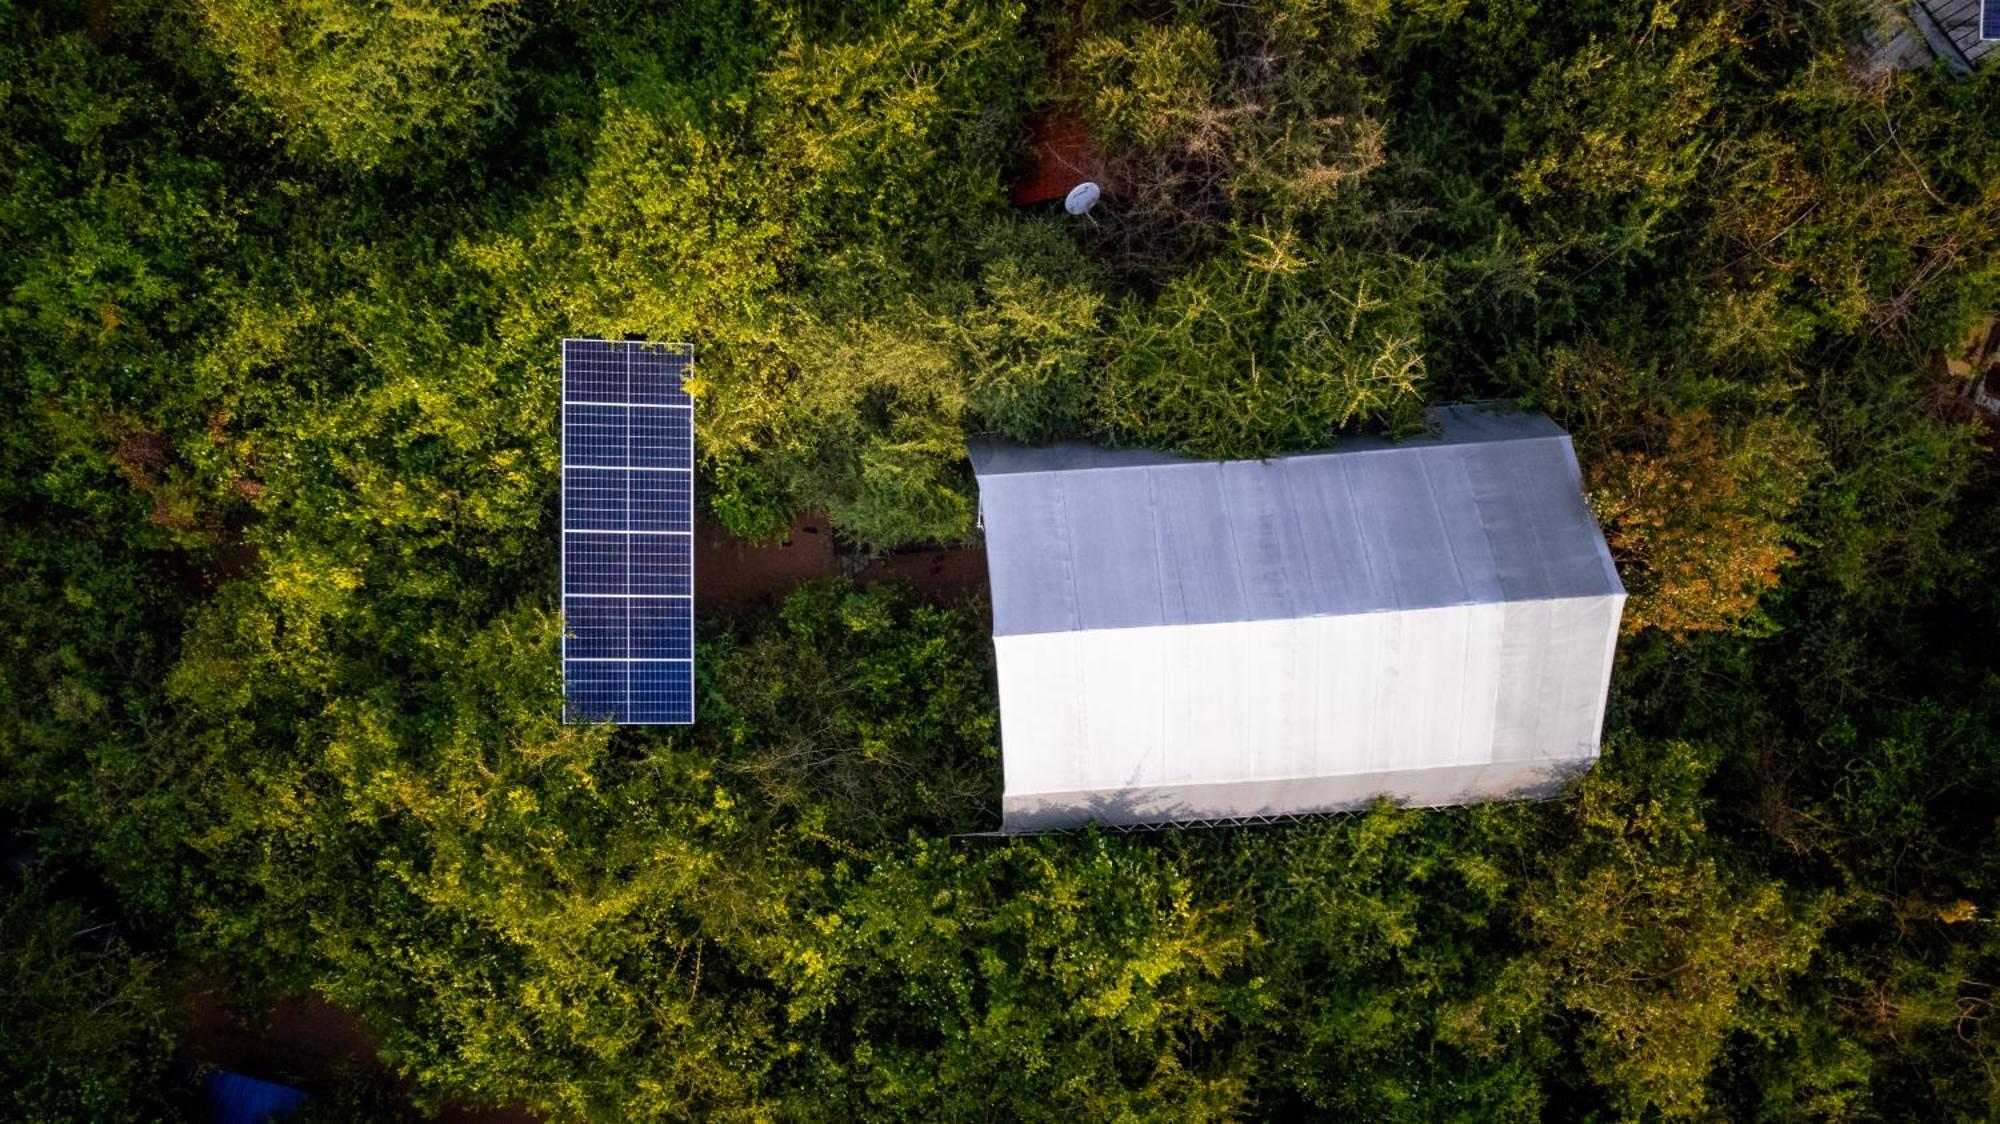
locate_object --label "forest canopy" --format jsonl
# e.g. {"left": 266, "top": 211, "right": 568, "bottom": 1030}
{"left": 2, "top": 0, "right": 1999, "bottom": 1120}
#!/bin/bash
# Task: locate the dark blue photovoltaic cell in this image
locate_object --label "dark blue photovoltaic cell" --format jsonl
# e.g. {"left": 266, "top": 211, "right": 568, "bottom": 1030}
{"left": 564, "top": 533, "right": 626, "bottom": 594}
{"left": 629, "top": 347, "right": 693, "bottom": 406}
{"left": 564, "top": 661, "right": 624, "bottom": 720}
{"left": 630, "top": 600, "right": 694, "bottom": 658}
{"left": 629, "top": 661, "right": 695, "bottom": 722}
{"left": 629, "top": 407, "right": 692, "bottom": 468}
{"left": 1986, "top": 0, "right": 1999, "bottom": 40}
{"left": 564, "top": 468, "right": 628, "bottom": 530}
{"left": 630, "top": 534, "right": 691, "bottom": 595}
{"left": 561, "top": 339, "right": 694, "bottom": 724}
{"left": 565, "top": 596, "right": 627, "bottom": 658}
{"left": 563, "top": 339, "right": 626, "bottom": 402}
{"left": 564, "top": 404, "right": 627, "bottom": 466}
{"left": 629, "top": 472, "right": 692, "bottom": 532}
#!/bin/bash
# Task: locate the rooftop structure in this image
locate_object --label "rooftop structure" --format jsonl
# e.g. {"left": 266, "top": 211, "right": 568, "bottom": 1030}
{"left": 969, "top": 405, "right": 1627, "bottom": 831}
{"left": 1873, "top": 0, "right": 1998, "bottom": 74}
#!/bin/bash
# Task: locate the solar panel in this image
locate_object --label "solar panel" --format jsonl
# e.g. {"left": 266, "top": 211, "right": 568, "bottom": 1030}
{"left": 561, "top": 338, "right": 695, "bottom": 724}
{"left": 1986, "top": 0, "right": 1999, "bottom": 41}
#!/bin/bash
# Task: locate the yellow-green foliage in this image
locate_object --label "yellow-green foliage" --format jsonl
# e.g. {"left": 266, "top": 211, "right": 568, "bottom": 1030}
{"left": 199, "top": 0, "right": 522, "bottom": 169}
{"left": 1526, "top": 738, "right": 1824, "bottom": 1119}
{"left": 1096, "top": 238, "right": 1433, "bottom": 457}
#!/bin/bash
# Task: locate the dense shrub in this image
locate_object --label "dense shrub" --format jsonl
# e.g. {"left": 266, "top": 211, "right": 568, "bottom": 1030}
{"left": 0, "top": 876, "right": 190, "bottom": 1120}
{"left": 1094, "top": 238, "right": 1433, "bottom": 457}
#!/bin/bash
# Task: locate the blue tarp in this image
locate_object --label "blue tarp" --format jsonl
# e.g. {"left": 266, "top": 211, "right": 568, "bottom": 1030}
{"left": 203, "top": 1069, "right": 309, "bottom": 1124}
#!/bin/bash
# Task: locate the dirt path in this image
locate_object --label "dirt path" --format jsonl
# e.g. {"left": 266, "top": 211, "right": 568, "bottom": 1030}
{"left": 855, "top": 540, "right": 992, "bottom": 621}
{"left": 696, "top": 510, "right": 990, "bottom": 616}
{"left": 694, "top": 511, "right": 839, "bottom": 613}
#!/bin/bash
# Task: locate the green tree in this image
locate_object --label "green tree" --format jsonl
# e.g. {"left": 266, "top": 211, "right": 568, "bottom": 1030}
{"left": 1237, "top": 806, "right": 1557, "bottom": 1120}
{"left": 786, "top": 835, "right": 1261, "bottom": 1120}
{"left": 1526, "top": 738, "right": 1824, "bottom": 1119}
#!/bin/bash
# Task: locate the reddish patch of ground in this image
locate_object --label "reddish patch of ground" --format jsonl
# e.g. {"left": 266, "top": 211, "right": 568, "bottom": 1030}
{"left": 856, "top": 542, "right": 991, "bottom": 621}
{"left": 1011, "top": 111, "right": 1107, "bottom": 207}
{"left": 113, "top": 429, "right": 171, "bottom": 476}
{"left": 696, "top": 510, "right": 991, "bottom": 616}
{"left": 184, "top": 976, "right": 377, "bottom": 1086}
{"left": 106, "top": 427, "right": 203, "bottom": 533}
{"left": 695, "top": 510, "right": 839, "bottom": 613}
{"left": 83, "top": 0, "right": 112, "bottom": 43}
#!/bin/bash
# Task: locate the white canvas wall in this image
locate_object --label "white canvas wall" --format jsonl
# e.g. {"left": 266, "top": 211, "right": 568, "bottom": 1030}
{"left": 995, "top": 593, "right": 1624, "bottom": 829}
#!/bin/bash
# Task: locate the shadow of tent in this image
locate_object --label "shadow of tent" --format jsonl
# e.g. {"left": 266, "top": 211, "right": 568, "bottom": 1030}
{"left": 977, "top": 756, "right": 1596, "bottom": 836}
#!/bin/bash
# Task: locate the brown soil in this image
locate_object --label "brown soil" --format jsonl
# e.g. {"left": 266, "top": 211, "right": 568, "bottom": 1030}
{"left": 696, "top": 510, "right": 991, "bottom": 615}
{"left": 112, "top": 430, "right": 170, "bottom": 476}
{"left": 179, "top": 504, "right": 986, "bottom": 612}
{"left": 694, "top": 510, "right": 839, "bottom": 613}
{"left": 1011, "top": 111, "right": 1107, "bottom": 206}
{"left": 83, "top": 0, "right": 111, "bottom": 43}
{"left": 185, "top": 976, "right": 375, "bottom": 1084}
{"left": 855, "top": 542, "right": 991, "bottom": 622}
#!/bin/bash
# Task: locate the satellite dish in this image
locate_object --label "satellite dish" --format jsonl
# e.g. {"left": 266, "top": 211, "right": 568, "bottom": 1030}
{"left": 1064, "top": 181, "right": 1101, "bottom": 216}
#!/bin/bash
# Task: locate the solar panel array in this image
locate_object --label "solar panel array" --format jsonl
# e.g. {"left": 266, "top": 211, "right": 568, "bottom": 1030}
{"left": 561, "top": 338, "right": 695, "bottom": 724}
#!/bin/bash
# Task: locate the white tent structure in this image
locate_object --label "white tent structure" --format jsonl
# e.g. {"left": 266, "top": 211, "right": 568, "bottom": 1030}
{"left": 968, "top": 404, "right": 1626, "bottom": 832}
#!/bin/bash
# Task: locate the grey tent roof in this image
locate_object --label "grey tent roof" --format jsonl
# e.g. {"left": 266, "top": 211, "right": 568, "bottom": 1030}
{"left": 969, "top": 404, "right": 1624, "bottom": 639}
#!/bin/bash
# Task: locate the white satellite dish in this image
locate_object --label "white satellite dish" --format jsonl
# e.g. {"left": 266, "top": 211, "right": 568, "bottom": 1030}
{"left": 1064, "top": 181, "right": 1101, "bottom": 216}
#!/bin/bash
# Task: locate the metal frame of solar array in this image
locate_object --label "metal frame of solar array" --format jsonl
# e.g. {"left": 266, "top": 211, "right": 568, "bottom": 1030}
{"left": 561, "top": 339, "right": 695, "bottom": 724}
